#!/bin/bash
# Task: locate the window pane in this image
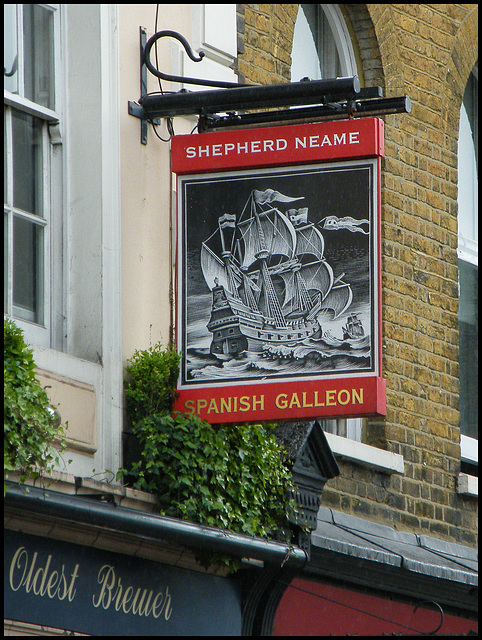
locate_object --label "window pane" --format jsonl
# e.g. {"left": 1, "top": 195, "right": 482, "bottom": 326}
{"left": 4, "top": 107, "right": 8, "bottom": 199}
{"left": 12, "top": 109, "right": 43, "bottom": 216}
{"left": 463, "top": 68, "right": 478, "bottom": 168}
{"left": 292, "top": 6, "right": 322, "bottom": 81}
{"left": 3, "top": 4, "right": 18, "bottom": 95}
{"left": 291, "top": 5, "right": 342, "bottom": 82}
{"left": 23, "top": 4, "right": 55, "bottom": 109}
{"left": 458, "top": 104, "right": 478, "bottom": 252}
{"left": 13, "top": 215, "right": 43, "bottom": 323}
{"left": 458, "top": 260, "right": 478, "bottom": 440}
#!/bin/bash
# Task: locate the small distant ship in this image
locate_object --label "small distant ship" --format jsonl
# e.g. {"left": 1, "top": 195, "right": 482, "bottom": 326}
{"left": 343, "top": 313, "right": 365, "bottom": 340}
{"left": 200, "top": 189, "right": 353, "bottom": 360}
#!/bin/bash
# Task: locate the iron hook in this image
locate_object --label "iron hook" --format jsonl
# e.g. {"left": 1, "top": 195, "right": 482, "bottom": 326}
{"left": 413, "top": 600, "right": 445, "bottom": 635}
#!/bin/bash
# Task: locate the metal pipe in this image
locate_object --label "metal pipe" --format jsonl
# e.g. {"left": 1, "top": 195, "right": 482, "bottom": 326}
{"left": 139, "top": 76, "right": 361, "bottom": 117}
{"left": 199, "top": 95, "right": 411, "bottom": 130}
{"left": 5, "top": 482, "right": 308, "bottom": 568}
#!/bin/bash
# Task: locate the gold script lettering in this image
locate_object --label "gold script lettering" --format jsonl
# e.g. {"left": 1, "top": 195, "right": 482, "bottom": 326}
{"left": 92, "top": 564, "right": 173, "bottom": 621}
{"left": 9, "top": 546, "right": 79, "bottom": 602}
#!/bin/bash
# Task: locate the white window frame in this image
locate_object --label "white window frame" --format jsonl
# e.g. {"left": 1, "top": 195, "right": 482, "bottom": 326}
{"left": 168, "top": 4, "right": 238, "bottom": 95}
{"left": 4, "top": 3, "right": 62, "bottom": 348}
{"left": 457, "top": 67, "right": 478, "bottom": 467}
{"left": 320, "top": 4, "right": 357, "bottom": 76}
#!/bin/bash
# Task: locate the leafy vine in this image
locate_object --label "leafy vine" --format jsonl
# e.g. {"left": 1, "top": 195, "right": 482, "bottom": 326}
{"left": 4, "top": 318, "right": 66, "bottom": 493}
{"left": 119, "top": 344, "right": 294, "bottom": 569}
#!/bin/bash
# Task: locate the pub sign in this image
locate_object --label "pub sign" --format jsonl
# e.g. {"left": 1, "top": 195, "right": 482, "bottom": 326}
{"left": 4, "top": 530, "right": 242, "bottom": 636}
{"left": 172, "top": 118, "right": 386, "bottom": 423}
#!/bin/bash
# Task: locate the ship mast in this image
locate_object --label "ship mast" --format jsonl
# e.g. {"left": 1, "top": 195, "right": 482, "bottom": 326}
{"left": 218, "top": 214, "right": 240, "bottom": 299}
{"left": 293, "top": 264, "right": 314, "bottom": 313}
{"left": 236, "top": 239, "right": 259, "bottom": 311}
{"left": 251, "top": 195, "right": 287, "bottom": 327}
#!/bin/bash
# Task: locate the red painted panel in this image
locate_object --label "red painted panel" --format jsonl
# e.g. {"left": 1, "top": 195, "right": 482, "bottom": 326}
{"left": 172, "top": 118, "right": 384, "bottom": 174}
{"left": 273, "top": 578, "right": 478, "bottom": 636}
{"left": 174, "top": 376, "right": 385, "bottom": 423}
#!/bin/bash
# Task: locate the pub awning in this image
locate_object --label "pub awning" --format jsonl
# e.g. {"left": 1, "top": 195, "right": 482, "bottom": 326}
{"left": 307, "top": 507, "right": 478, "bottom": 614}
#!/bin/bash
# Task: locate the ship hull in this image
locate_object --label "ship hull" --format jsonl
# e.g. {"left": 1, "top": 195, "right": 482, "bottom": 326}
{"left": 207, "top": 288, "right": 322, "bottom": 359}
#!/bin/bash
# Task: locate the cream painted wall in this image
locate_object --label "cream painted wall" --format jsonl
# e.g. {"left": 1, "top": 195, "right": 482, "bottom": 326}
{"left": 119, "top": 5, "right": 195, "bottom": 363}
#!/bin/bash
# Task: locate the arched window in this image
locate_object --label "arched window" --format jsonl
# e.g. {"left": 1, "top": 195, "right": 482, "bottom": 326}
{"left": 291, "top": 5, "right": 361, "bottom": 443}
{"left": 457, "top": 64, "right": 478, "bottom": 472}
{"left": 291, "top": 4, "right": 357, "bottom": 81}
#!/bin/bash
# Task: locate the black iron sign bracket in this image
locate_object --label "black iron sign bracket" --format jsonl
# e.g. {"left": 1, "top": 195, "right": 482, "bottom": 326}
{"left": 128, "top": 30, "right": 410, "bottom": 140}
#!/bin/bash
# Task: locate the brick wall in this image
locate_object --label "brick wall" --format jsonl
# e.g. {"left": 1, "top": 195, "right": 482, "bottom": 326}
{"left": 237, "top": 4, "right": 478, "bottom": 546}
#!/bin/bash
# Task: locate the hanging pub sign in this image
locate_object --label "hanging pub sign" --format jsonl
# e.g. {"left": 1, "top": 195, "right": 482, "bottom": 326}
{"left": 172, "top": 118, "right": 386, "bottom": 423}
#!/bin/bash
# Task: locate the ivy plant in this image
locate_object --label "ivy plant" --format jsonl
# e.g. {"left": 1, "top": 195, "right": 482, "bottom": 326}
{"left": 4, "top": 318, "right": 65, "bottom": 492}
{"left": 119, "top": 344, "right": 294, "bottom": 568}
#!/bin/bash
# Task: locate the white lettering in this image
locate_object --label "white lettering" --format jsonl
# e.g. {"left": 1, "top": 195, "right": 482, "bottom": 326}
{"left": 276, "top": 138, "right": 287, "bottom": 151}
{"left": 320, "top": 134, "right": 332, "bottom": 146}
{"left": 309, "top": 135, "right": 319, "bottom": 147}
{"left": 295, "top": 137, "right": 306, "bottom": 149}
{"left": 183, "top": 132, "right": 365, "bottom": 159}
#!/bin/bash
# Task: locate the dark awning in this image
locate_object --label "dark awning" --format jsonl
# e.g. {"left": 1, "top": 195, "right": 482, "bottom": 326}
{"left": 307, "top": 507, "right": 478, "bottom": 614}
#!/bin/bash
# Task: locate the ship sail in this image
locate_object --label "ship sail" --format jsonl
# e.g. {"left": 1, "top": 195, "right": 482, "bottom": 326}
{"left": 201, "top": 242, "right": 241, "bottom": 293}
{"left": 238, "top": 208, "right": 296, "bottom": 269}
{"left": 280, "top": 260, "right": 334, "bottom": 311}
{"left": 319, "top": 280, "right": 353, "bottom": 318}
{"left": 199, "top": 189, "right": 356, "bottom": 358}
{"left": 295, "top": 223, "right": 325, "bottom": 261}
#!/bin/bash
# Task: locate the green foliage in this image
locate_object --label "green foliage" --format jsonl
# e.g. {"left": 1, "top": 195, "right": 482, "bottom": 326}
{"left": 124, "top": 343, "right": 180, "bottom": 424}
{"left": 120, "top": 344, "right": 294, "bottom": 569}
{"left": 4, "top": 318, "right": 65, "bottom": 491}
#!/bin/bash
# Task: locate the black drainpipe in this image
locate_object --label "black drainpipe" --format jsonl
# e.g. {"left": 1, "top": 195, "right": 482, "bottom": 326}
{"left": 4, "top": 481, "right": 307, "bottom": 568}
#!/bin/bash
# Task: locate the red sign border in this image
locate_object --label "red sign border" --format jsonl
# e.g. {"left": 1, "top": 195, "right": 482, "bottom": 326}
{"left": 172, "top": 118, "right": 385, "bottom": 423}
{"left": 172, "top": 118, "right": 384, "bottom": 174}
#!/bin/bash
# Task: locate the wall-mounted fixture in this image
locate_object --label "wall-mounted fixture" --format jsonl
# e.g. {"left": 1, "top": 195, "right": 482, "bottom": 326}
{"left": 128, "top": 29, "right": 410, "bottom": 141}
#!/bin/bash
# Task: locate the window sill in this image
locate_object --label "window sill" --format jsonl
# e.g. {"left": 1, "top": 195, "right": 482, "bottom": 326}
{"left": 324, "top": 432, "right": 405, "bottom": 475}
{"left": 457, "top": 473, "right": 478, "bottom": 497}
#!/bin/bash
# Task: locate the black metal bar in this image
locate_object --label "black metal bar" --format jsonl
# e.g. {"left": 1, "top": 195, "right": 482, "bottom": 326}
{"left": 199, "top": 95, "right": 411, "bottom": 130}
{"left": 139, "top": 76, "right": 361, "bottom": 117}
{"left": 353, "top": 94, "right": 411, "bottom": 115}
{"left": 140, "top": 27, "right": 148, "bottom": 144}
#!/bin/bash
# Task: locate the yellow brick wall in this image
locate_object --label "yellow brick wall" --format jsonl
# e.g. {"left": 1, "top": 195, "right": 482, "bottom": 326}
{"left": 237, "top": 4, "right": 478, "bottom": 544}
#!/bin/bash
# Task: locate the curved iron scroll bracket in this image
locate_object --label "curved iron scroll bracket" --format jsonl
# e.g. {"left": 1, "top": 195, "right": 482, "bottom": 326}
{"left": 143, "top": 30, "right": 244, "bottom": 89}
{"left": 413, "top": 600, "right": 445, "bottom": 635}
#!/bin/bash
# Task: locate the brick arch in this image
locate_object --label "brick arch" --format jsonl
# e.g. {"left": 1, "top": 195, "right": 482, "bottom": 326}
{"left": 237, "top": 4, "right": 299, "bottom": 84}
{"left": 441, "top": 5, "right": 478, "bottom": 139}
{"left": 366, "top": 4, "right": 406, "bottom": 96}
{"left": 343, "top": 4, "right": 385, "bottom": 90}
{"left": 238, "top": 4, "right": 386, "bottom": 88}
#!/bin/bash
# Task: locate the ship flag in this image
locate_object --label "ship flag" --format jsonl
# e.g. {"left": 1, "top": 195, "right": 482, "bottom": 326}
{"left": 320, "top": 215, "right": 369, "bottom": 234}
{"left": 219, "top": 213, "right": 236, "bottom": 229}
{"left": 288, "top": 207, "right": 309, "bottom": 226}
{"left": 253, "top": 189, "right": 304, "bottom": 205}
